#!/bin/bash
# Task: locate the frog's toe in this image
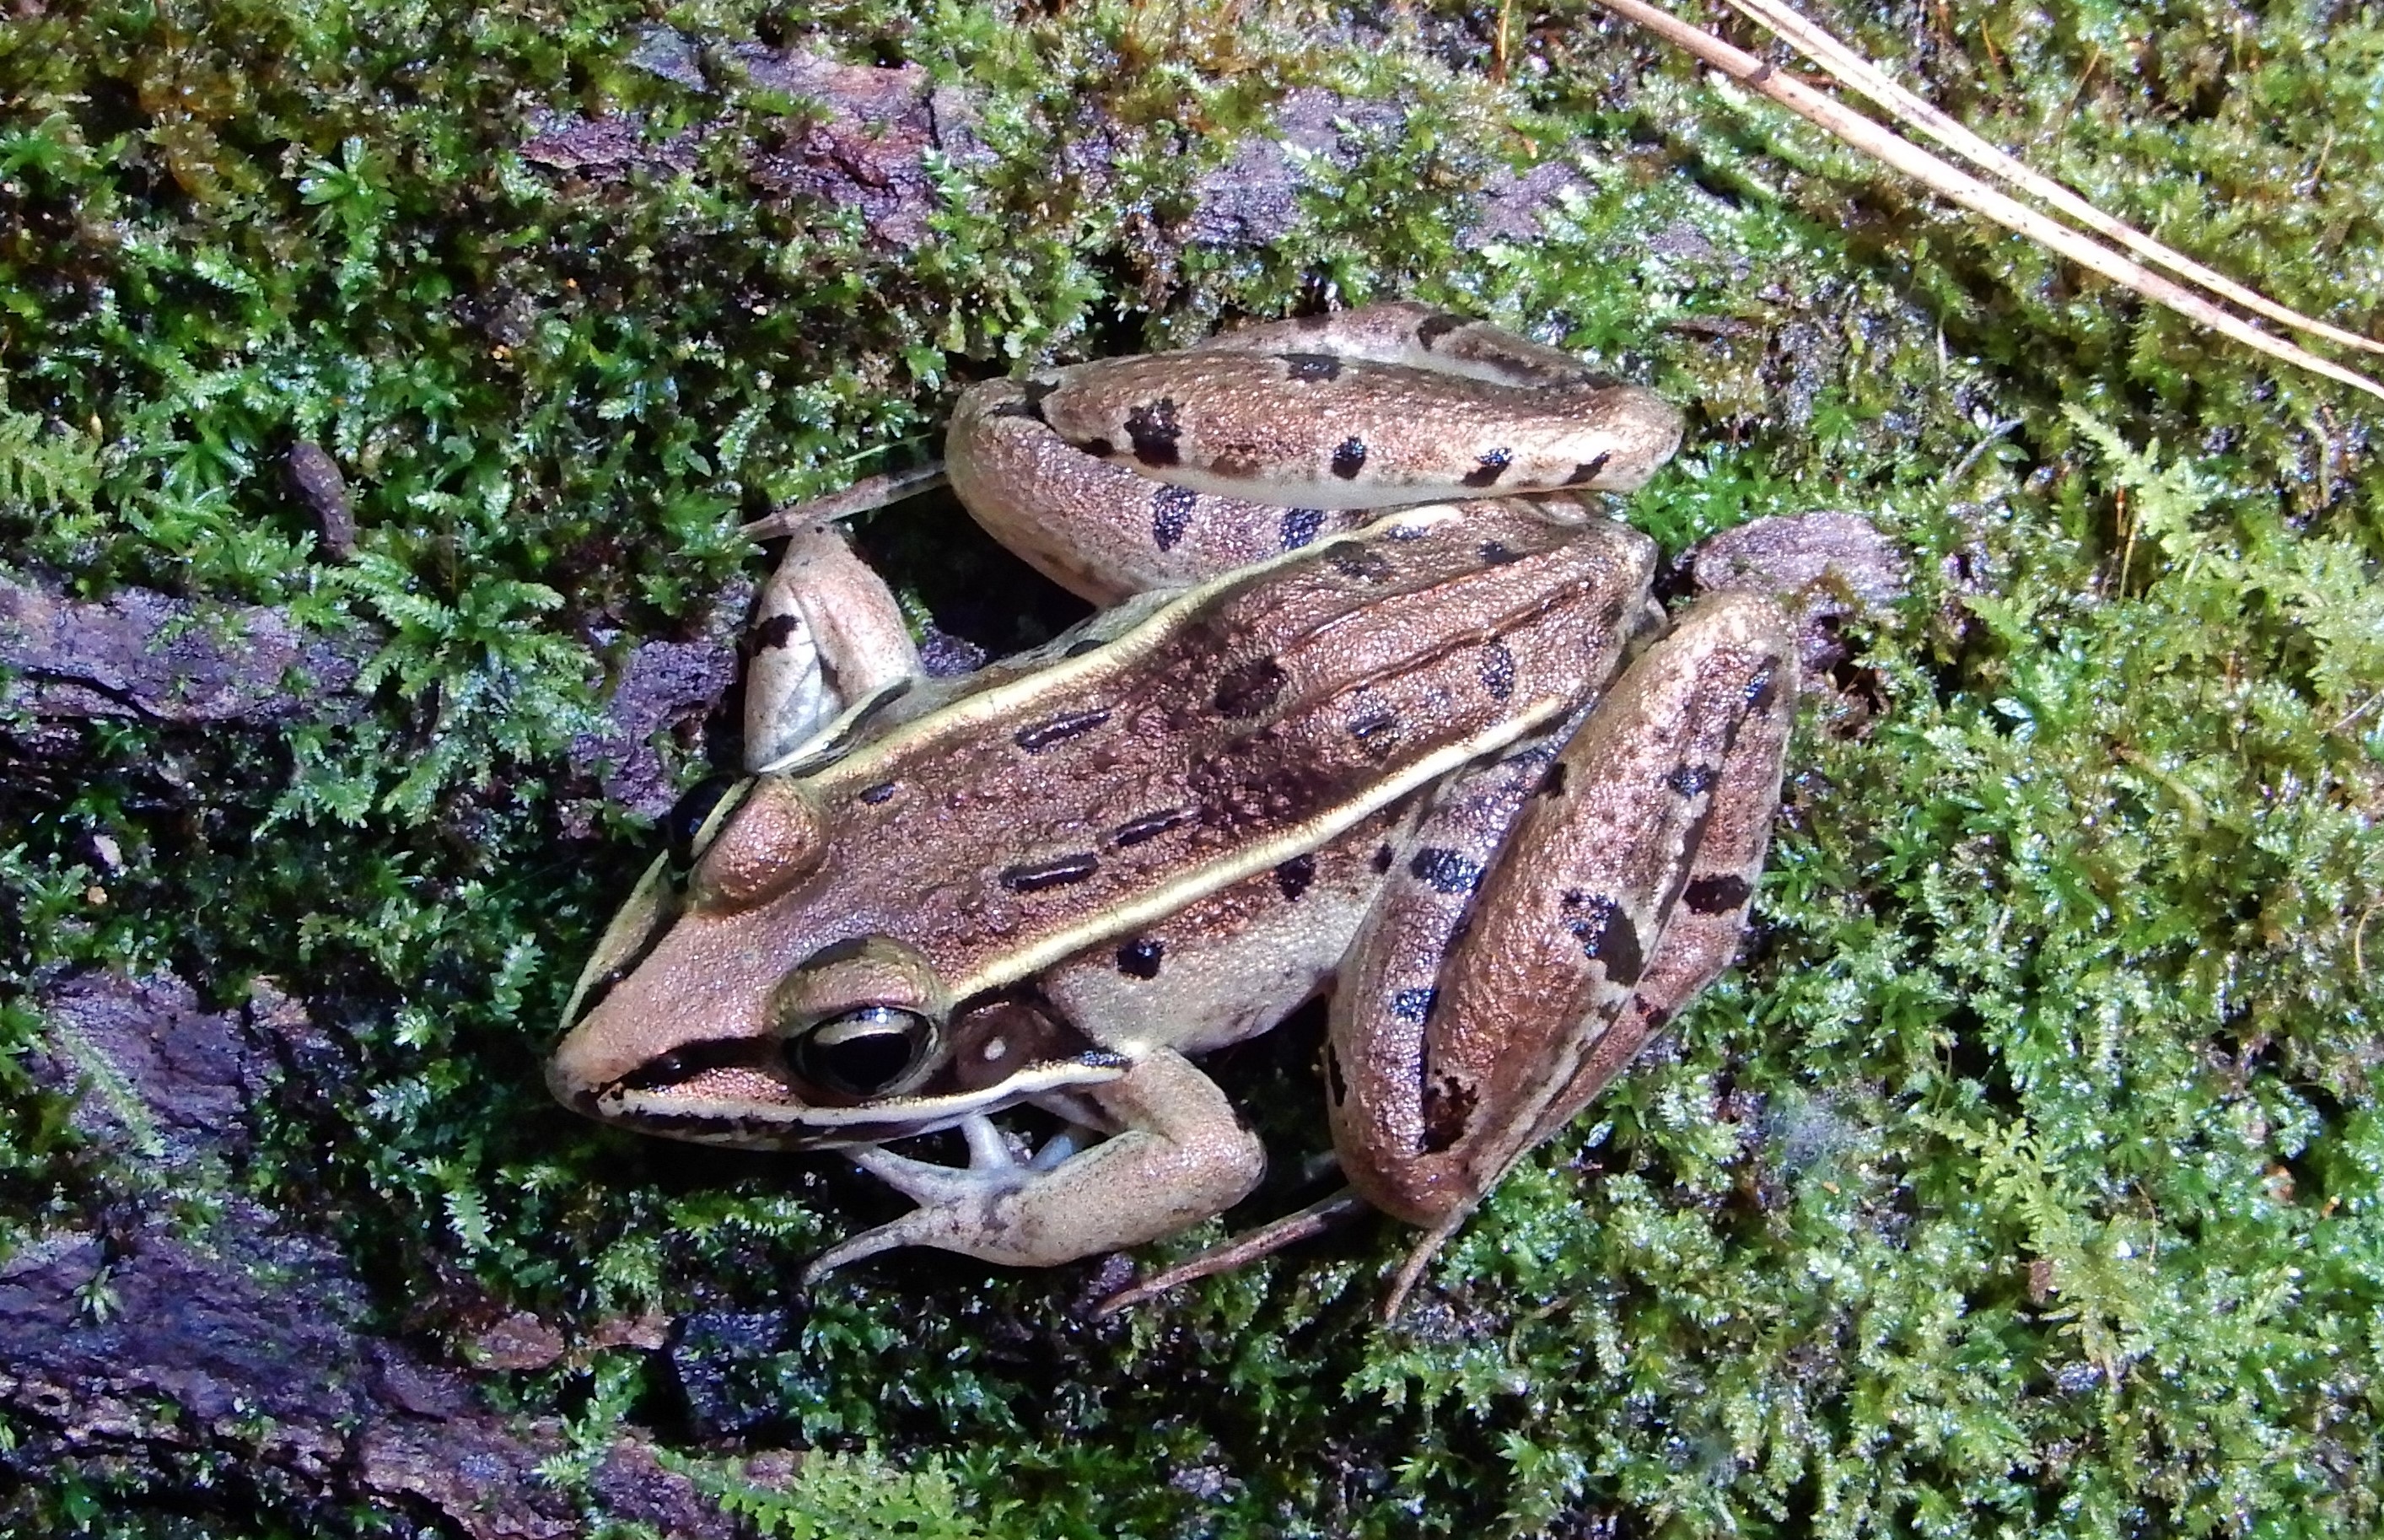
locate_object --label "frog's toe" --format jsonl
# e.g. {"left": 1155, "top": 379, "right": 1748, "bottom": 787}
{"left": 805, "top": 1146, "right": 1038, "bottom": 1279}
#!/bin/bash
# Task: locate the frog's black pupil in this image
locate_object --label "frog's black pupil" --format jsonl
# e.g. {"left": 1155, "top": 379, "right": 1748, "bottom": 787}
{"left": 791, "top": 1006, "right": 931, "bottom": 1097}
{"left": 665, "top": 775, "right": 740, "bottom": 868}
{"left": 818, "top": 1034, "right": 913, "bottom": 1094}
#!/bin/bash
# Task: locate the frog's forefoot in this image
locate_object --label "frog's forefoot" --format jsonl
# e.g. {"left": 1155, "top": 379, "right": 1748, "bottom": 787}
{"left": 805, "top": 1115, "right": 1133, "bottom": 1281}
{"left": 802, "top": 1115, "right": 1046, "bottom": 1281}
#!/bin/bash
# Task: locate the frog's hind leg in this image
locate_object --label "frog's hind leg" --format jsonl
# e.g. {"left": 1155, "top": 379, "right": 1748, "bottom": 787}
{"left": 1510, "top": 605, "right": 1802, "bottom": 1156}
{"left": 1024, "top": 354, "right": 1682, "bottom": 516}
{"left": 741, "top": 514, "right": 925, "bottom": 773}
{"left": 1185, "top": 301, "right": 1622, "bottom": 393}
{"left": 1329, "top": 591, "right": 1798, "bottom": 1316}
{"left": 946, "top": 378, "right": 1374, "bottom": 604}
{"left": 944, "top": 304, "right": 1687, "bottom": 605}
{"left": 1088, "top": 1187, "right": 1375, "bottom": 1317}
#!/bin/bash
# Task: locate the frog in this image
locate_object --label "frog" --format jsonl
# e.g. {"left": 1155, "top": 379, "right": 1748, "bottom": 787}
{"left": 546, "top": 302, "right": 1798, "bottom": 1313}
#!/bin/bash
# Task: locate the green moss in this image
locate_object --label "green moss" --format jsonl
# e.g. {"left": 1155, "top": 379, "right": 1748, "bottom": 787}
{"left": 3, "top": 0, "right": 2380, "bottom": 1535}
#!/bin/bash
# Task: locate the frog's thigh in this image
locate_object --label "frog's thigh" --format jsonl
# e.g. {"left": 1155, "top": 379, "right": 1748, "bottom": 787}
{"left": 745, "top": 517, "right": 923, "bottom": 771}
{"left": 831, "top": 1048, "right": 1264, "bottom": 1270}
{"left": 947, "top": 380, "right": 1368, "bottom": 603}
{"left": 1328, "top": 591, "right": 1797, "bottom": 1227}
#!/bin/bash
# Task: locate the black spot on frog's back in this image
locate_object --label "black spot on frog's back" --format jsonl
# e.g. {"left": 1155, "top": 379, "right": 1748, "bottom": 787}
{"left": 1001, "top": 853, "right": 1101, "bottom": 893}
{"left": 1347, "top": 703, "right": 1402, "bottom": 751}
{"left": 1683, "top": 873, "right": 1752, "bottom": 915}
{"left": 1279, "top": 506, "right": 1325, "bottom": 550}
{"left": 1327, "top": 546, "right": 1395, "bottom": 584}
{"left": 1478, "top": 640, "right": 1515, "bottom": 700}
{"left": 1419, "top": 1073, "right": 1473, "bottom": 1154}
{"left": 989, "top": 377, "right": 1059, "bottom": 422}
{"left": 1461, "top": 448, "right": 1511, "bottom": 487}
{"left": 1560, "top": 890, "right": 1643, "bottom": 986}
{"left": 751, "top": 611, "right": 804, "bottom": 651}
{"left": 1281, "top": 352, "right": 1343, "bottom": 382}
{"left": 1014, "top": 708, "right": 1112, "bottom": 752}
{"left": 1331, "top": 437, "right": 1368, "bottom": 479}
{"left": 1746, "top": 660, "right": 1784, "bottom": 713}
{"left": 1112, "top": 805, "right": 1200, "bottom": 848}
{"left": 1116, "top": 937, "right": 1165, "bottom": 978}
{"left": 1274, "top": 853, "right": 1316, "bottom": 902}
{"left": 1413, "top": 311, "right": 1466, "bottom": 350}
{"left": 1125, "top": 398, "right": 1182, "bottom": 466}
{"left": 1563, "top": 452, "right": 1611, "bottom": 486}
{"left": 1213, "top": 656, "right": 1288, "bottom": 718}
{"left": 1666, "top": 763, "right": 1715, "bottom": 799}
{"left": 1407, "top": 847, "right": 1483, "bottom": 895}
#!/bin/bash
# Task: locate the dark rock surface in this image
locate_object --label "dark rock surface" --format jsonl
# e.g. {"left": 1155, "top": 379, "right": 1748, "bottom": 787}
{"left": 6, "top": 972, "right": 740, "bottom": 1539}
{"left": 0, "top": 576, "right": 366, "bottom": 729}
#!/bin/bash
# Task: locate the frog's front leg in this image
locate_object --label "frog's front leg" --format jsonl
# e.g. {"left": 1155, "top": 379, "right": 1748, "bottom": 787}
{"left": 805, "top": 1046, "right": 1263, "bottom": 1276}
{"left": 743, "top": 515, "right": 923, "bottom": 771}
{"left": 1328, "top": 591, "right": 1798, "bottom": 1264}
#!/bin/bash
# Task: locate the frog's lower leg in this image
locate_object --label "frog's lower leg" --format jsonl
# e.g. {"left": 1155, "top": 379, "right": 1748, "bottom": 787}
{"left": 1517, "top": 608, "right": 1800, "bottom": 1154}
{"left": 744, "top": 516, "right": 923, "bottom": 772}
{"left": 1328, "top": 590, "right": 1797, "bottom": 1241}
{"left": 804, "top": 1046, "right": 1263, "bottom": 1275}
{"left": 1183, "top": 300, "right": 1623, "bottom": 392}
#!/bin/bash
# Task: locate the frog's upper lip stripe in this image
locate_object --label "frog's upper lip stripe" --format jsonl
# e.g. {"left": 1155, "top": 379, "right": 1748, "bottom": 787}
{"left": 596, "top": 1053, "right": 1127, "bottom": 1146}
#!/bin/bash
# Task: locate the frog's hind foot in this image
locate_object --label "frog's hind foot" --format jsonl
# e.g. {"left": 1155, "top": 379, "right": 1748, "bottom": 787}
{"left": 1089, "top": 1187, "right": 1373, "bottom": 1318}
{"left": 741, "top": 514, "right": 927, "bottom": 772}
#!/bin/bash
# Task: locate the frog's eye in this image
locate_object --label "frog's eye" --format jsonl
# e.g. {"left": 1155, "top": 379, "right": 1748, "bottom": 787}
{"left": 788, "top": 1006, "right": 938, "bottom": 1100}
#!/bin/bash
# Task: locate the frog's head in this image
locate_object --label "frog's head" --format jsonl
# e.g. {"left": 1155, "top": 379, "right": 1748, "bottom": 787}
{"left": 547, "top": 774, "right": 1128, "bottom": 1149}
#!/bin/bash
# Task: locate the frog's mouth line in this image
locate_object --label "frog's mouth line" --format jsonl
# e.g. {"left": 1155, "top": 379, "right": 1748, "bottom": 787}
{"left": 577, "top": 1038, "right": 1127, "bottom": 1150}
